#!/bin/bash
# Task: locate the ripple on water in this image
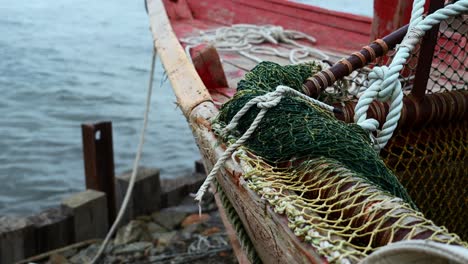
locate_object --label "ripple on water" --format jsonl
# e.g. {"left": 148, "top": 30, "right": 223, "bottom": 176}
{"left": 0, "top": 0, "right": 203, "bottom": 215}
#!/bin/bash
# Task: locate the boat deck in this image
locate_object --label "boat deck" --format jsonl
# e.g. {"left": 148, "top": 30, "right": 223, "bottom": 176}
{"left": 170, "top": 17, "right": 352, "bottom": 105}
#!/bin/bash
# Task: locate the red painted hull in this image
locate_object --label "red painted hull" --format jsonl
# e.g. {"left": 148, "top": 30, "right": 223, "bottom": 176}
{"left": 164, "top": 0, "right": 372, "bottom": 53}
{"left": 162, "top": 0, "right": 376, "bottom": 105}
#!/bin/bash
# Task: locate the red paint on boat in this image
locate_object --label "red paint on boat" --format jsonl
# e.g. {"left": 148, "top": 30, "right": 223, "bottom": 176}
{"left": 162, "top": 0, "right": 374, "bottom": 53}
{"left": 371, "top": 0, "right": 414, "bottom": 40}
{"left": 190, "top": 44, "right": 229, "bottom": 90}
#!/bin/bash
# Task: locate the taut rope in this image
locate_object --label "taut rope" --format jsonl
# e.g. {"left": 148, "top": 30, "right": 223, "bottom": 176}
{"left": 90, "top": 48, "right": 157, "bottom": 264}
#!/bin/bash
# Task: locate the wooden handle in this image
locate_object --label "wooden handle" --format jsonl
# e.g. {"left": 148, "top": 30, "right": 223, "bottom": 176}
{"left": 334, "top": 90, "right": 468, "bottom": 130}
{"left": 303, "top": 25, "right": 410, "bottom": 98}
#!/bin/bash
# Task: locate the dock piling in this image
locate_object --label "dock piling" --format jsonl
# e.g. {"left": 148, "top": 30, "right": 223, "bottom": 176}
{"left": 62, "top": 190, "right": 109, "bottom": 242}
{"left": 81, "top": 121, "right": 117, "bottom": 226}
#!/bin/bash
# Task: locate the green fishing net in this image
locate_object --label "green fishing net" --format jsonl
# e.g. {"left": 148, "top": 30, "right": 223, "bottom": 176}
{"left": 214, "top": 61, "right": 416, "bottom": 209}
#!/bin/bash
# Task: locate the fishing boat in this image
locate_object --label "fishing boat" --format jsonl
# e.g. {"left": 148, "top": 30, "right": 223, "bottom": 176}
{"left": 146, "top": 0, "right": 467, "bottom": 263}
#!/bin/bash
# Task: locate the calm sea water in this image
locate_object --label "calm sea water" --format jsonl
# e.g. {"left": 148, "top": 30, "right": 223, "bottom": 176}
{"left": 0, "top": 0, "right": 372, "bottom": 215}
{"left": 0, "top": 0, "right": 200, "bottom": 215}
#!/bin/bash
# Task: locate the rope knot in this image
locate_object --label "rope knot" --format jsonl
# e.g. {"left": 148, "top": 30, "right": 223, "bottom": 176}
{"left": 358, "top": 118, "right": 380, "bottom": 132}
{"left": 368, "top": 66, "right": 387, "bottom": 81}
{"left": 255, "top": 91, "right": 283, "bottom": 108}
{"left": 354, "top": 65, "right": 402, "bottom": 151}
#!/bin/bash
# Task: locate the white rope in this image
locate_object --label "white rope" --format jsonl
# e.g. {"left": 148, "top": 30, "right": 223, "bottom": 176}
{"left": 354, "top": 0, "right": 468, "bottom": 151}
{"left": 182, "top": 24, "right": 329, "bottom": 64}
{"left": 194, "top": 85, "right": 335, "bottom": 202}
{"left": 89, "top": 48, "right": 157, "bottom": 264}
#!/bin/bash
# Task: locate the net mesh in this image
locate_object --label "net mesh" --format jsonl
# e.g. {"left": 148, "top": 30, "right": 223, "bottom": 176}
{"left": 215, "top": 61, "right": 416, "bottom": 209}
{"left": 381, "top": 121, "right": 468, "bottom": 241}
{"left": 343, "top": 4, "right": 468, "bottom": 242}
{"left": 345, "top": 8, "right": 467, "bottom": 98}
{"left": 237, "top": 152, "right": 467, "bottom": 264}
{"left": 213, "top": 59, "right": 466, "bottom": 262}
{"left": 429, "top": 11, "right": 467, "bottom": 92}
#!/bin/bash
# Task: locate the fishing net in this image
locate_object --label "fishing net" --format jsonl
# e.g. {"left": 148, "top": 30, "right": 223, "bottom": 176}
{"left": 213, "top": 57, "right": 468, "bottom": 263}
{"left": 215, "top": 61, "right": 416, "bottom": 208}
{"left": 344, "top": 9, "right": 468, "bottom": 240}
{"left": 236, "top": 152, "right": 467, "bottom": 263}
{"left": 203, "top": 3, "right": 467, "bottom": 261}
{"left": 382, "top": 121, "right": 468, "bottom": 241}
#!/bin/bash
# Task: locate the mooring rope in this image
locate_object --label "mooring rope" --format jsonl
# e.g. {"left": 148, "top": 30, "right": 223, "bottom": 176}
{"left": 89, "top": 48, "right": 157, "bottom": 264}
{"left": 355, "top": 0, "right": 468, "bottom": 151}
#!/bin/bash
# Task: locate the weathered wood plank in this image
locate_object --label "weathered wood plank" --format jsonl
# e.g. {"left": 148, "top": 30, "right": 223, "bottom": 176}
{"left": 190, "top": 102, "right": 324, "bottom": 264}
{"left": 0, "top": 217, "right": 36, "bottom": 264}
{"left": 147, "top": 0, "right": 213, "bottom": 118}
{"left": 62, "top": 189, "right": 109, "bottom": 242}
{"left": 27, "top": 207, "right": 75, "bottom": 254}
{"left": 213, "top": 184, "right": 252, "bottom": 264}
{"left": 185, "top": 0, "right": 371, "bottom": 51}
{"left": 115, "top": 168, "right": 162, "bottom": 224}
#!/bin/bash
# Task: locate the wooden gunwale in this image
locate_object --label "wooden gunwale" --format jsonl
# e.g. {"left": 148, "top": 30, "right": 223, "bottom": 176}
{"left": 147, "top": 0, "right": 325, "bottom": 262}
{"left": 147, "top": 0, "right": 212, "bottom": 117}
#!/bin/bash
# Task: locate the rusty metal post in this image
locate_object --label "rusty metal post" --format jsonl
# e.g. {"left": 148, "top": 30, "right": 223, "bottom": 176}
{"left": 411, "top": 0, "right": 446, "bottom": 100}
{"left": 81, "top": 122, "right": 116, "bottom": 225}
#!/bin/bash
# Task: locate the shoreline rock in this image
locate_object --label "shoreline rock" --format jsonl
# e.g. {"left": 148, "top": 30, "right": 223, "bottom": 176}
{"left": 28, "top": 191, "right": 237, "bottom": 264}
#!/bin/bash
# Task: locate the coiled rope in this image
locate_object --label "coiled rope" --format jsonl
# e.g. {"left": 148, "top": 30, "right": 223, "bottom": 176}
{"left": 354, "top": 0, "right": 468, "bottom": 151}
{"left": 182, "top": 24, "right": 329, "bottom": 64}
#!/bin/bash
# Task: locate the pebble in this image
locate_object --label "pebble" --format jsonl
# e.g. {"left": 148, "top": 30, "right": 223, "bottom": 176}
{"left": 36, "top": 192, "right": 236, "bottom": 264}
{"left": 181, "top": 213, "right": 210, "bottom": 227}
{"left": 151, "top": 210, "right": 188, "bottom": 230}
{"left": 155, "top": 231, "right": 177, "bottom": 247}
{"left": 69, "top": 244, "right": 99, "bottom": 264}
{"left": 202, "top": 226, "right": 221, "bottom": 236}
{"left": 147, "top": 221, "right": 167, "bottom": 233}
{"left": 114, "top": 220, "right": 152, "bottom": 245}
{"left": 49, "top": 253, "right": 69, "bottom": 264}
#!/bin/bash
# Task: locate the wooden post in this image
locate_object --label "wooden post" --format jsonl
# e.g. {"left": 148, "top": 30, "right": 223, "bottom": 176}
{"left": 62, "top": 190, "right": 109, "bottom": 242}
{"left": 0, "top": 217, "right": 35, "bottom": 263}
{"left": 411, "top": 0, "right": 445, "bottom": 100}
{"left": 81, "top": 121, "right": 116, "bottom": 225}
{"left": 115, "top": 167, "right": 162, "bottom": 224}
{"left": 28, "top": 207, "right": 75, "bottom": 254}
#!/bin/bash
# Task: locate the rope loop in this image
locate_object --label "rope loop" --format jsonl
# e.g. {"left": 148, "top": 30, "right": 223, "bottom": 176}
{"left": 354, "top": 0, "right": 468, "bottom": 151}
{"left": 197, "top": 85, "right": 335, "bottom": 202}
{"left": 355, "top": 65, "right": 404, "bottom": 151}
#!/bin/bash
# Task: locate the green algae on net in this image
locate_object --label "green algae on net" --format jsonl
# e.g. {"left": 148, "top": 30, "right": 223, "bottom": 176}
{"left": 214, "top": 61, "right": 416, "bottom": 209}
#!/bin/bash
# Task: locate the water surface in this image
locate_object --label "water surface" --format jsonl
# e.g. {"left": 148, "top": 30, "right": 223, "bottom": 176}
{"left": 0, "top": 0, "right": 199, "bottom": 215}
